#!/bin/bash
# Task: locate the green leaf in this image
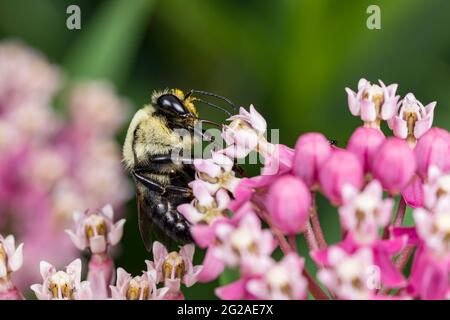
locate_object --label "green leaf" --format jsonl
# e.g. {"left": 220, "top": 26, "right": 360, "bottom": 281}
{"left": 219, "top": 268, "right": 240, "bottom": 286}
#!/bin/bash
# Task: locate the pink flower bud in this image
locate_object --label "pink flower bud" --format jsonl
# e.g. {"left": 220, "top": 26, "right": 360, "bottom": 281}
{"left": 293, "top": 133, "right": 331, "bottom": 188}
{"left": 266, "top": 175, "right": 311, "bottom": 234}
{"left": 319, "top": 149, "right": 363, "bottom": 205}
{"left": 347, "top": 126, "right": 385, "bottom": 173}
{"left": 372, "top": 137, "right": 416, "bottom": 193}
{"left": 414, "top": 127, "right": 450, "bottom": 179}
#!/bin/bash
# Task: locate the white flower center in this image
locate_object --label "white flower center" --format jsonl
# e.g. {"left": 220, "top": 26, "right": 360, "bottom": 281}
{"left": 231, "top": 228, "right": 255, "bottom": 252}
{"left": 126, "top": 276, "right": 150, "bottom": 300}
{"left": 435, "top": 212, "right": 450, "bottom": 233}
{"left": 354, "top": 193, "right": 378, "bottom": 213}
{"left": 49, "top": 271, "right": 73, "bottom": 299}
{"left": 267, "top": 265, "right": 289, "bottom": 287}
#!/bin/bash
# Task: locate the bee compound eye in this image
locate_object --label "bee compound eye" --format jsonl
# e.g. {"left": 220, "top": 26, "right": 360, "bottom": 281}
{"left": 157, "top": 94, "right": 187, "bottom": 115}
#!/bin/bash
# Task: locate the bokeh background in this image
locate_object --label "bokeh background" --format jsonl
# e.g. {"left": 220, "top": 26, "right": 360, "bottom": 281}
{"left": 0, "top": 0, "right": 449, "bottom": 299}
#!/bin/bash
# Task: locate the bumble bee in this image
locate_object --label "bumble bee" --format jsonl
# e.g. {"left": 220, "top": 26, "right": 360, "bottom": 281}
{"left": 123, "top": 89, "right": 236, "bottom": 251}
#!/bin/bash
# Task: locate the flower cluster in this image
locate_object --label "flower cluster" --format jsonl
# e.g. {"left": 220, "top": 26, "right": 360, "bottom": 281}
{"left": 175, "top": 77, "right": 450, "bottom": 300}
{"left": 0, "top": 41, "right": 132, "bottom": 289}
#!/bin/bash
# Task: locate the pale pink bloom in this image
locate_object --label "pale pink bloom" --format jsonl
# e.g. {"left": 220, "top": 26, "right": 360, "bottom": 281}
{"left": 261, "top": 144, "right": 294, "bottom": 176}
{"left": 247, "top": 253, "right": 308, "bottom": 300}
{"left": 314, "top": 247, "right": 380, "bottom": 300}
{"left": 0, "top": 234, "right": 23, "bottom": 299}
{"left": 213, "top": 213, "right": 275, "bottom": 276}
{"left": 221, "top": 105, "right": 267, "bottom": 158}
{"left": 146, "top": 242, "right": 202, "bottom": 295}
{"left": 68, "top": 81, "right": 130, "bottom": 138}
{"left": 423, "top": 166, "right": 450, "bottom": 210}
{"left": 65, "top": 204, "right": 126, "bottom": 254}
{"left": 401, "top": 174, "right": 424, "bottom": 208}
{"left": 192, "top": 152, "right": 240, "bottom": 194}
{"left": 0, "top": 41, "right": 60, "bottom": 110}
{"left": 413, "top": 202, "right": 450, "bottom": 259}
{"left": 0, "top": 234, "right": 23, "bottom": 280}
{"left": 266, "top": 175, "right": 311, "bottom": 235}
{"left": 30, "top": 259, "right": 92, "bottom": 300}
{"left": 319, "top": 149, "right": 363, "bottom": 205}
{"left": 293, "top": 133, "right": 331, "bottom": 188}
{"left": 177, "top": 181, "right": 230, "bottom": 225}
{"left": 345, "top": 78, "right": 399, "bottom": 128}
{"left": 372, "top": 137, "right": 416, "bottom": 194}
{"left": 339, "top": 180, "right": 393, "bottom": 244}
{"left": 110, "top": 268, "right": 168, "bottom": 300}
{"left": 388, "top": 93, "right": 436, "bottom": 147}
{"left": 347, "top": 126, "right": 385, "bottom": 173}
{"left": 215, "top": 277, "right": 258, "bottom": 300}
{"left": 414, "top": 127, "right": 450, "bottom": 180}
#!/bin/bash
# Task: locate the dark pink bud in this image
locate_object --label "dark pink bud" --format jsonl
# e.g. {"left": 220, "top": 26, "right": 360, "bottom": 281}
{"left": 318, "top": 149, "right": 363, "bottom": 205}
{"left": 414, "top": 127, "right": 450, "bottom": 179}
{"left": 293, "top": 133, "right": 331, "bottom": 188}
{"left": 266, "top": 175, "right": 311, "bottom": 235}
{"left": 372, "top": 137, "right": 416, "bottom": 193}
{"left": 347, "top": 126, "right": 385, "bottom": 172}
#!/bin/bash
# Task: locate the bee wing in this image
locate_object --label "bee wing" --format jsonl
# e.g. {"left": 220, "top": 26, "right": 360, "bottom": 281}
{"left": 136, "top": 183, "right": 174, "bottom": 252}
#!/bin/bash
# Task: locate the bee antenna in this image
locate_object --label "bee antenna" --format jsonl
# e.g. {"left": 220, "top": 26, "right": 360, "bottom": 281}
{"left": 190, "top": 90, "right": 238, "bottom": 111}
{"left": 194, "top": 98, "right": 233, "bottom": 117}
{"left": 197, "top": 119, "right": 222, "bottom": 128}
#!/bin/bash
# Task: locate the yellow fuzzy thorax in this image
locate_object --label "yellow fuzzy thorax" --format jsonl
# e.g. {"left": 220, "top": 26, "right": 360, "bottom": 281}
{"left": 172, "top": 88, "right": 199, "bottom": 117}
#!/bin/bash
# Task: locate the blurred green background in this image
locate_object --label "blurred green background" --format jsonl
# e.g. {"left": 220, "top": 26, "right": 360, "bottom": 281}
{"left": 1, "top": 0, "right": 449, "bottom": 298}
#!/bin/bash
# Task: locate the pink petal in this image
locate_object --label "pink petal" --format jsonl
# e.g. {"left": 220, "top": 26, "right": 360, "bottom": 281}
{"left": 248, "top": 104, "right": 267, "bottom": 134}
{"left": 76, "top": 281, "right": 93, "bottom": 300}
{"left": 401, "top": 175, "right": 424, "bottom": 208}
{"left": 345, "top": 87, "right": 360, "bottom": 116}
{"left": 152, "top": 242, "right": 168, "bottom": 263}
{"left": 414, "top": 113, "right": 434, "bottom": 139}
{"left": 116, "top": 267, "right": 131, "bottom": 288}
{"left": 390, "top": 116, "right": 408, "bottom": 139}
{"left": 391, "top": 227, "right": 419, "bottom": 245}
{"left": 180, "top": 244, "right": 195, "bottom": 263}
{"left": 7, "top": 243, "right": 23, "bottom": 272}
{"left": 177, "top": 204, "right": 203, "bottom": 224}
{"left": 198, "top": 248, "right": 224, "bottom": 282}
{"left": 107, "top": 219, "right": 126, "bottom": 246}
{"left": 381, "top": 98, "right": 399, "bottom": 120}
{"left": 30, "top": 284, "right": 49, "bottom": 300}
{"left": 65, "top": 229, "right": 87, "bottom": 250}
{"left": 215, "top": 278, "right": 247, "bottom": 300}
{"left": 66, "top": 259, "right": 82, "bottom": 285}
{"left": 191, "top": 224, "right": 216, "bottom": 248}
{"left": 193, "top": 159, "right": 221, "bottom": 177}
{"left": 101, "top": 204, "right": 114, "bottom": 220}
{"left": 373, "top": 248, "right": 405, "bottom": 287}
{"left": 361, "top": 100, "right": 377, "bottom": 122}
{"left": 39, "top": 261, "right": 55, "bottom": 280}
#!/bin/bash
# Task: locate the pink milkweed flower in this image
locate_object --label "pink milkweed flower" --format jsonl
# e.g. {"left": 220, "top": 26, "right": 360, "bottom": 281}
{"left": 246, "top": 253, "right": 308, "bottom": 300}
{"left": 110, "top": 268, "right": 168, "bottom": 300}
{"left": 192, "top": 152, "right": 240, "bottom": 194}
{"left": 423, "top": 166, "right": 450, "bottom": 210}
{"left": 177, "top": 181, "right": 230, "bottom": 225}
{"left": 407, "top": 202, "right": 450, "bottom": 299}
{"left": 68, "top": 81, "right": 130, "bottom": 139}
{"left": 0, "top": 234, "right": 24, "bottom": 299}
{"left": 261, "top": 143, "right": 295, "bottom": 176}
{"left": 65, "top": 204, "right": 126, "bottom": 255}
{"left": 0, "top": 234, "right": 23, "bottom": 280}
{"left": 345, "top": 78, "right": 399, "bottom": 128}
{"left": 388, "top": 93, "right": 436, "bottom": 148}
{"left": 221, "top": 105, "right": 267, "bottom": 159}
{"left": 215, "top": 277, "right": 258, "bottom": 300}
{"left": 347, "top": 126, "right": 385, "bottom": 174}
{"left": 146, "top": 242, "right": 202, "bottom": 298}
{"left": 372, "top": 137, "right": 417, "bottom": 194}
{"left": 30, "top": 259, "right": 92, "bottom": 300}
{"left": 293, "top": 133, "right": 332, "bottom": 188}
{"left": 414, "top": 127, "right": 450, "bottom": 180}
{"left": 314, "top": 246, "right": 382, "bottom": 300}
{"left": 339, "top": 180, "right": 393, "bottom": 244}
{"left": 319, "top": 149, "right": 364, "bottom": 205}
{"left": 266, "top": 175, "right": 311, "bottom": 235}
{"left": 213, "top": 212, "right": 275, "bottom": 276}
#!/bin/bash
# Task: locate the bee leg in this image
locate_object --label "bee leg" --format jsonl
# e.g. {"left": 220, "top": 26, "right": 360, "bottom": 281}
{"left": 133, "top": 171, "right": 192, "bottom": 196}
